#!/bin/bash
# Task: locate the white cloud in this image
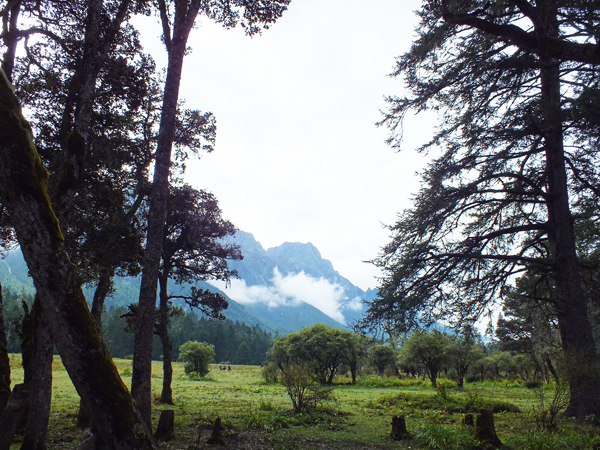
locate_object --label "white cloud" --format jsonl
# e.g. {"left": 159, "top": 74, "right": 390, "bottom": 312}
{"left": 271, "top": 269, "right": 346, "bottom": 323}
{"left": 346, "top": 297, "right": 364, "bottom": 312}
{"left": 209, "top": 268, "right": 348, "bottom": 323}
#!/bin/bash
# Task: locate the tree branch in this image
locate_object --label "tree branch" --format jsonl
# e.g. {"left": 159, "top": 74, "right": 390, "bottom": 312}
{"left": 441, "top": 0, "right": 600, "bottom": 64}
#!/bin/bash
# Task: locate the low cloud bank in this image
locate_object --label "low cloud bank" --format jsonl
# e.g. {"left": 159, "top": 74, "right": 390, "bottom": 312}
{"left": 210, "top": 268, "right": 348, "bottom": 323}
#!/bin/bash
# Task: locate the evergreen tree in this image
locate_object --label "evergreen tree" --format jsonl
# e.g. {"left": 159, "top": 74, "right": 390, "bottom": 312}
{"left": 362, "top": 0, "right": 600, "bottom": 417}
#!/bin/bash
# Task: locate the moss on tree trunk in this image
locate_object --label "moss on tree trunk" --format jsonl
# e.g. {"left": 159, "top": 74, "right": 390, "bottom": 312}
{"left": 0, "top": 68, "right": 156, "bottom": 450}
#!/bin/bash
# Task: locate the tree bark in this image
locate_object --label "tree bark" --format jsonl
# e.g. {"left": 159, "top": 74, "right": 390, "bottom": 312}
{"left": 154, "top": 410, "right": 174, "bottom": 441}
{"left": 158, "top": 275, "right": 174, "bottom": 404}
{"left": 91, "top": 269, "right": 114, "bottom": 328}
{"left": 0, "top": 384, "right": 29, "bottom": 450}
{"left": 132, "top": 0, "right": 202, "bottom": 426}
{"left": 537, "top": 4, "right": 600, "bottom": 416}
{"left": 0, "top": 282, "right": 10, "bottom": 414}
{"left": 0, "top": 68, "right": 156, "bottom": 449}
{"left": 0, "top": 0, "right": 21, "bottom": 82}
{"left": 21, "top": 298, "right": 53, "bottom": 450}
{"left": 474, "top": 409, "right": 502, "bottom": 449}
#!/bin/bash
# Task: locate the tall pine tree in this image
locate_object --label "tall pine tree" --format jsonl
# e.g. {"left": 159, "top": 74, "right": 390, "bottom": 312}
{"left": 363, "top": 0, "right": 600, "bottom": 417}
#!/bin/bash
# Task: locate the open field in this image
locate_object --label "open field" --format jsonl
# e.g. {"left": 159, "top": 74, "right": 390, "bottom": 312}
{"left": 7, "top": 354, "right": 600, "bottom": 449}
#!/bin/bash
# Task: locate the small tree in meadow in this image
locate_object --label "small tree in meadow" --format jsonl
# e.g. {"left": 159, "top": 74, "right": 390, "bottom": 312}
{"left": 368, "top": 344, "right": 398, "bottom": 376}
{"left": 281, "top": 363, "right": 314, "bottom": 412}
{"left": 178, "top": 341, "right": 215, "bottom": 377}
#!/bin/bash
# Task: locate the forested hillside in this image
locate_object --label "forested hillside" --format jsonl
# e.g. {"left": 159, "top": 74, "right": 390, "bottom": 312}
{"left": 2, "top": 286, "right": 272, "bottom": 364}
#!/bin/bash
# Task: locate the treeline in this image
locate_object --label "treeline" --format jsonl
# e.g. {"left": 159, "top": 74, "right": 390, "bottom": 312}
{"left": 266, "top": 324, "right": 566, "bottom": 390}
{"left": 2, "top": 288, "right": 272, "bottom": 365}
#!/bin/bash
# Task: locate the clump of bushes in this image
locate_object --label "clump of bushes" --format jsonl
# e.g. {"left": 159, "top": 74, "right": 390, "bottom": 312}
{"left": 178, "top": 341, "right": 215, "bottom": 378}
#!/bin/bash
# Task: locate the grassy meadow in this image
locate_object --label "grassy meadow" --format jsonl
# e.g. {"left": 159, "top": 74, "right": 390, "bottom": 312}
{"left": 7, "top": 354, "right": 600, "bottom": 449}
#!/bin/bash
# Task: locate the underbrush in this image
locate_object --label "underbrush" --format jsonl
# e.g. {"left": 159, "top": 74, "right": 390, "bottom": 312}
{"left": 243, "top": 405, "right": 352, "bottom": 431}
{"left": 355, "top": 374, "right": 426, "bottom": 389}
{"left": 413, "top": 423, "right": 600, "bottom": 450}
{"left": 366, "top": 389, "right": 521, "bottom": 415}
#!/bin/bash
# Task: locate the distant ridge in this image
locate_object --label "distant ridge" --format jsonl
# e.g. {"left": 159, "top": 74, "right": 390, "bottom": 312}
{"left": 0, "top": 230, "right": 377, "bottom": 335}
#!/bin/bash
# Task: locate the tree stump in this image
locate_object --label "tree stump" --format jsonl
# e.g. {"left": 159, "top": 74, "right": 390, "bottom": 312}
{"left": 390, "top": 415, "right": 410, "bottom": 441}
{"left": 474, "top": 409, "right": 502, "bottom": 449}
{"left": 155, "top": 410, "right": 175, "bottom": 440}
{"left": 462, "top": 413, "right": 474, "bottom": 426}
{"left": 207, "top": 417, "right": 225, "bottom": 445}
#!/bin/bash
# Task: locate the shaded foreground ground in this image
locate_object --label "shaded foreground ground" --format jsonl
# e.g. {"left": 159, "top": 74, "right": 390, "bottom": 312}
{"left": 7, "top": 355, "right": 600, "bottom": 449}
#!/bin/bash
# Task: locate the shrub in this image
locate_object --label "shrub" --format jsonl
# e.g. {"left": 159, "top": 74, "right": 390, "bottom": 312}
{"left": 261, "top": 361, "right": 280, "bottom": 383}
{"left": 178, "top": 341, "right": 215, "bottom": 376}
{"left": 435, "top": 379, "right": 456, "bottom": 400}
{"left": 281, "top": 363, "right": 314, "bottom": 412}
{"left": 525, "top": 380, "right": 543, "bottom": 389}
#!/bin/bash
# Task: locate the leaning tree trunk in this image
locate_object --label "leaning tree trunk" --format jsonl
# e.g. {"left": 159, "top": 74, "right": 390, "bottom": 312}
{"left": 21, "top": 298, "right": 53, "bottom": 450}
{"left": 0, "top": 282, "right": 10, "bottom": 414}
{"left": 0, "top": 68, "right": 156, "bottom": 449}
{"left": 539, "top": 37, "right": 600, "bottom": 416}
{"left": 132, "top": 0, "right": 202, "bottom": 426}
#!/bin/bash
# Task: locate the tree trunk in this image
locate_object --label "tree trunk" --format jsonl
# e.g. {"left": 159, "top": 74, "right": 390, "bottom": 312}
{"left": 545, "top": 356, "right": 560, "bottom": 385}
{"left": 0, "top": 384, "right": 29, "bottom": 450}
{"left": 91, "top": 269, "right": 114, "bottom": 328}
{"left": 0, "top": 282, "right": 10, "bottom": 414}
{"left": 21, "top": 299, "right": 53, "bottom": 450}
{"left": 77, "top": 269, "right": 114, "bottom": 434}
{"left": 0, "top": 69, "right": 156, "bottom": 449}
{"left": 132, "top": 0, "right": 202, "bottom": 426}
{"left": 154, "top": 410, "right": 174, "bottom": 441}
{"left": 539, "top": 30, "right": 600, "bottom": 417}
{"left": 0, "top": 0, "right": 20, "bottom": 82}
{"left": 158, "top": 274, "right": 174, "bottom": 404}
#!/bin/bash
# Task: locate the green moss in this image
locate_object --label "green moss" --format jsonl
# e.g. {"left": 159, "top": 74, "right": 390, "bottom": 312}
{"left": 0, "top": 67, "right": 63, "bottom": 243}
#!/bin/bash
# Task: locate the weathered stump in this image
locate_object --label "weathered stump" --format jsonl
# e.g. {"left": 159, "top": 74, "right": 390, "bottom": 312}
{"left": 0, "top": 384, "right": 29, "bottom": 450}
{"left": 390, "top": 415, "right": 410, "bottom": 441}
{"left": 462, "top": 413, "right": 474, "bottom": 426}
{"left": 155, "top": 410, "right": 175, "bottom": 440}
{"left": 207, "top": 417, "right": 225, "bottom": 445}
{"left": 474, "top": 409, "right": 502, "bottom": 449}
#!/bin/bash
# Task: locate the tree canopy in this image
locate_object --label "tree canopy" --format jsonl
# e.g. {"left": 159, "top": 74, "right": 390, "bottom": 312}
{"left": 269, "top": 324, "right": 364, "bottom": 385}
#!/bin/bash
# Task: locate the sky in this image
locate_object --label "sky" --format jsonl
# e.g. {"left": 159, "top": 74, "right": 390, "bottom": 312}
{"left": 134, "top": 0, "right": 436, "bottom": 292}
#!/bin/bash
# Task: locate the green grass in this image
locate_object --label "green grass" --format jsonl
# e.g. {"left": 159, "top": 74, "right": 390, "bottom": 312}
{"left": 6, "top": 355, "right": 600, "bottom": 449}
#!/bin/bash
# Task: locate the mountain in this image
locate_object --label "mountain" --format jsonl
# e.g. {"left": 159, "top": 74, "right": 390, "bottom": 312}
{"left": 224, "top": 231, "right": 376, "bottom": 329}
{"left": 0, "top": 231, "right": 376, "bottom": 335}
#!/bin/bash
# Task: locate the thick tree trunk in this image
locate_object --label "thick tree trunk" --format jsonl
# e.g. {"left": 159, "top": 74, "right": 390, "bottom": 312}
{"left": 540, "top": 47, "right": 600, "bottom": 417}
{"left": 158, "top": 274, "right": 174, "bottom": 404}
{"left": 132, "top": 1, "right": 201, "bottom": 426}
{"left": 0, "top": 69, "right": 156, "bottom": 449}
{"left": 0, "top": 282, "right": 10, "bottom": 414}
{"left": 21, "top": 299, "right": 53, "bottom": 450}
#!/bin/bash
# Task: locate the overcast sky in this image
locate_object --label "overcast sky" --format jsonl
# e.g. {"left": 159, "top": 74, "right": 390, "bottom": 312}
{"left": 134, "top": 0, "right": 435, "bottom": 291}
